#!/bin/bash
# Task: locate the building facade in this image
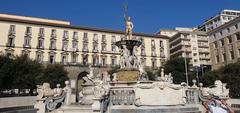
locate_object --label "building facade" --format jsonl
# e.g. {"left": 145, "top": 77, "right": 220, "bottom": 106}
{"left": 169, "top": 28, "right": 211, "bottom": 69}
{"left": 0, "top": 13, "right": 169, "bottom": 78}
{"left": 208, "top": 16, "right": 240, "bottom": 70}
{"left": 198, "top": 9, "right": 240, "bottom": 32}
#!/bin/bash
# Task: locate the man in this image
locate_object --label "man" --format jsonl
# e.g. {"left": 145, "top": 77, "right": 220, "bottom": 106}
{"left": 203, "top": 97, "right": 234, "bottom": 113}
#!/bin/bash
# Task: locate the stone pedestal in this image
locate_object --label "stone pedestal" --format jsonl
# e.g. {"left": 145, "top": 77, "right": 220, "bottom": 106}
{"left": 79, "top": 85, "right": 95, "bottom": 105}
{"left": 92, "top": 98, "right": 102, "bottom": 113}
{"left": 116, "top": 70, "right": 139, "bottom": 81}
{"left": 34, "top": 100, "right": 45, "bottom": 113}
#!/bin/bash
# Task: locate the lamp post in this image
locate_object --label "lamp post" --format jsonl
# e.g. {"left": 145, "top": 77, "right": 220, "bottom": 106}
{"left": 184, "top": 45, "right": 189, "bottom": 86}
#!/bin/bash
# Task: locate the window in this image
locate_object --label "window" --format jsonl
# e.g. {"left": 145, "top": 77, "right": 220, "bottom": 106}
{"left": 220, "top": 39, "right": 224, "bottom": 47}
{"left": 83, "top": 33, "right": 88, "bottom": 42}
{"left": 63, "top": 30, "right": 68, "bottom": 39}
{"left": 49, "top": 55, "right": 54, "bottom": 64}
{"left": 222, "top": 53, "right": 226, "bottom": 62}
{"left": 83, "top": 43, "right": 88, "bottom": 51}
{"left": 220, "top": 31, "right": 223, "bottom": 36}
{"left": 83, "top": 32, "right": 88, "bottom": 51}
{"left": 216, "top": 55, "right": 220, "bottom": 63}
{"left": 9, "top": 25, "right": 16, "bottom": 34}
{"left": 93, "top": 34, "right": 98, "bottom": 52}
{"left": 62, "top": 41, "right": 68, "bottom": 51}
{"left": 36, "top": 54, "right": 43, "bottom": 63}
{"left": 227, "top": 28, "right": 230, "bottom": 33}
{"left": 151, "top": 40, "right": 156, "bottom": 56}
{"left": 183, "top": 34, "right": 188, "bottom": 38}
{"left": 26, "top": 27, "right": 32, "bottom": 34}
{"left": 236, "top": 33, "right": 240, "bottom": 40}
{"left": 238, "top": 49, "right": 240, "bottom": 57}
{"left": 50, "top": 40, "right": 56, "bottom": 50}
{"left": 102, "top": 57, "right": 106, "bottom": 66}
{"left": 37, "top": 39, "right": 44, "bottom": 49}
{"left": 213, "top": 34, "right": 216, "bottom": 39}
{"left": 151, "top": 59, "right": 156, "bottom": 68}
{"left": 92, "top": 56, "right": 98, "bottom": 66}
{"left": 194, "top": 59, "right": 197, "bottom": 62}
{"left": 214, "top": 42, "right": 218, "bottom": 48}
{"left": 228, "top": 36, "right": 232, "bottom": 43}
{"left": 230, "top": 51, "right": 234, "bottom": 60}
{"left": 102, "top": 35, "right": 106, "bottom": 42}
{"left": 39, "top": 28, "right": 44, "bottom": 36}
{"left": 140, "top": 58, "right": 146, "bottom": 66}
{"left": 72, "top": 41, "right": 78, "bottom": 51}
{"left": 235, "top": 24, "right": 239, "bottom": 29}
{"left": 7, "top": 37, "right": 14, "bottom": 47}
{"left": 111, "top": 58, "right": 115, "bottom": 65}
{"left": 72, "top": 54, "right": 77, "bottom": 64}
{"left": 62, "top": 56, "right": 67, "bottom": 64}
{"left": 151, "top": 39, "right": 155, "bottom": 47}
{"left": 93, "top": 44, "right": 98, "bottom": 52}
{"left": 93, "top": 34, "right": 98, "bottom": 42}
{"left": 73, "top": 32, "right": 78, "bottom": 40}
{"left": 159, "top": 40, "right": 163, "bottom": 48}
{"left": 111, "top": 36, "right": 116, "bottom": 52}
{"left": 140, "top": 38, "right": 145, "bottom": 56}
{"left": 24, "top": 36, "right": 31, "bottom": 47}
{"left": 82, "top": 54, "right": 88, "bottom": 65}
{"left": 102, "top": 44, "right": 106, "bottom": 51}
{"left": 51, "top": 29, "right": 57, "bottom": 37}
{"left": 193, "top": 53, "right": 197, "bottom": 56}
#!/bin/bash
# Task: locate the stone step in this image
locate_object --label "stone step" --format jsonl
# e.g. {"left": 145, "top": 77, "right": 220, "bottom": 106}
{"left": 53, "top": 105, "right": 93, "bottom": 113}
{"left": 110, "top": 105, "right": 201, "bottom": 113}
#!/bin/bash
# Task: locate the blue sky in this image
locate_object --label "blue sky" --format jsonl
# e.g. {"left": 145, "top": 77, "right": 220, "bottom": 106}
{"left": 0, "top": 0, "right": 240, "bottom": 33}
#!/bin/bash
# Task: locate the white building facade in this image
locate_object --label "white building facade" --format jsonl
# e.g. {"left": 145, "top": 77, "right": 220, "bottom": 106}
{"left": 198, "top": 9, "right": 240, "bottom": 32}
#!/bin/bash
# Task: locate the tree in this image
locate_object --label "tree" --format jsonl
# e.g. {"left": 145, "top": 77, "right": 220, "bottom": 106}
{"left": 201, "top": 63, "right": 240, "bottom": 98}
{"left": 145, "top": 69, "right": 155, "bottom": 81}
{"left": 0, "top": 55, "right": 13, "bottom": 90}
{"left": 12, "top": 55, "right": 43, "bottom": 89}
{"left": 36, "top": 64, "right": 69, "bottom": 88}
{"left": 163, "top": 57, "right": 190, "bottom": 84}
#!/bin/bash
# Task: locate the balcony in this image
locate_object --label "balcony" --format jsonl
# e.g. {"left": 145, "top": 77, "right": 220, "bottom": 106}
{"left": 197, "top": 38, "right": 208, "bottom": 42}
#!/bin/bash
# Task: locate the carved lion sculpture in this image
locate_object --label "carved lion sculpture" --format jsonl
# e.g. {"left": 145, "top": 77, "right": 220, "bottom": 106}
{"left": 36, "top": 83, "right": 63, "bottom": 100}
{"left": 201, "top": 80, "right": 229, "bottom": 99}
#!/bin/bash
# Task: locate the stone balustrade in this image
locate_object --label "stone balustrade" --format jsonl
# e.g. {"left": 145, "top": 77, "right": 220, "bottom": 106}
{"left": 186, "top": 88, "right": 199, "bottom": 104}
{"left": 110, "top": 89, "right": 135, "bottom": 105}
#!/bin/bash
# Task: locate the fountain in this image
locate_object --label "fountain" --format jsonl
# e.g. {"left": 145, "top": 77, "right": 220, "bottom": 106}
{"left": 34, "top": 7, "right": 230, "bottom": 113}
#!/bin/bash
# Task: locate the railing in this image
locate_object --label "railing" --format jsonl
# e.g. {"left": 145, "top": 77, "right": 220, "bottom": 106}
{"left": 110, "top": 89, "right": 135, "bottom": 105}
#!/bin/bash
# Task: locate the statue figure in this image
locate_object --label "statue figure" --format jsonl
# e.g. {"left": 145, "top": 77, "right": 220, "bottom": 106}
{"left": 124, "top": 16, "right": 134, "bottom": 40}
{"left": 160, "top": 68, "right": 165, "bottom": 81}
{"left": 63, "top": 81, "right": 72, "bottom": 105}
{"left": 88, "top": 65, "right": 94, "bottom": 79}
{"left": 123, "top": 45, "right": 130, "bottom": 69}
{"left": 112, "top": 73, "right": 117, "bottom": 82}
{"left": 82, "top": 65, "right": 95, "bottom": 85}
{"left": 102, "top": 71, "right": 110, "bottom": 84}
{"left": 132, "top": 46, "right": 139, "bottom": 68}
{"left": 168, "top": 73, "right": 173, "bottom": 83}
{"left": 120, "top": 49, "right": 125, "bottom": 69}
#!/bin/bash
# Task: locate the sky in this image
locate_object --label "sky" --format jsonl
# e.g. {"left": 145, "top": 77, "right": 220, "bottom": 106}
{"left": 0, "top": 0, "right": 240, "bottom": 34}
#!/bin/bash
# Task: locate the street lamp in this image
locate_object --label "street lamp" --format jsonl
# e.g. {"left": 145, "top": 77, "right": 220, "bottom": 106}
{"left": 184, "top": 45, "right": 189, "bottom": 86}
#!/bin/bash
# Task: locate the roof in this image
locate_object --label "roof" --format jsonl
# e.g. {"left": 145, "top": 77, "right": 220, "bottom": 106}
{"left": 171, "top": 30, "right": 207, "bottom": 39}
{"left": 207, "top": 16, "right": 240, "bottom": 35}
{"left": 0, "top": 13, "right": 169, "bottom": 39}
